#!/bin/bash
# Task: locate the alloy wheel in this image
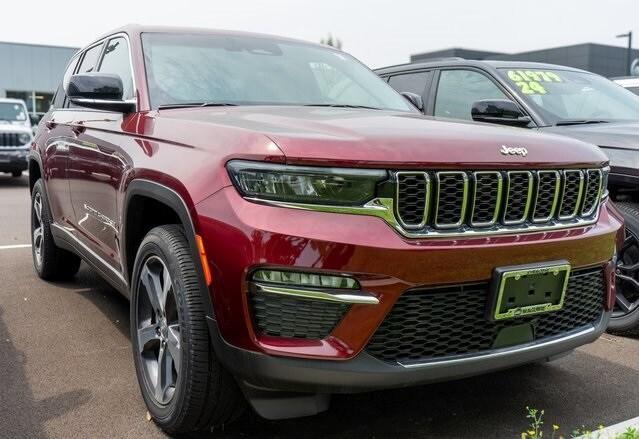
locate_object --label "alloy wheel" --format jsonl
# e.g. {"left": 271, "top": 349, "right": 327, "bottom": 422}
{"left": 137, "top": 256, "right": 181, "bottom": 405}
{"left": 32, "top": 192, "right": 43, "bottom": 266}
{"left": 614, "top": 228, "right": 639, "bottom": 318}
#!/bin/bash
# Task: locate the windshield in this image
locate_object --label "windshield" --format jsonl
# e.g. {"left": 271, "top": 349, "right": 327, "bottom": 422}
{"left": 497, "top": 68, "right": 639, "bottom": 125}
{"left": 0, "top": 102, "right": 27, "bottom": 122}
{"left": 141, "top": 33, "right": 413, "bottom": 112}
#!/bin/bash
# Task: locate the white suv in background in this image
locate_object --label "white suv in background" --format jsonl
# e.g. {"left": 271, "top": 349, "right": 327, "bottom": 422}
{"left": 0, "top": 98, "right": 32, "bottom": 177}
{"left": 614, "top": 76, "right": 639, "bottom": 95}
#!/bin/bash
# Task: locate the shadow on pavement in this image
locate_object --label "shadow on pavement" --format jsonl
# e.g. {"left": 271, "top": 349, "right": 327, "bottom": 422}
{"left": 0, "top": 173, "right": 28, "bottom": 188}
{"left": 0, "top": 306, "right": 92, "bottom": 438}
{"left": 56, "top": 265, "right": 132, "bottom": 341}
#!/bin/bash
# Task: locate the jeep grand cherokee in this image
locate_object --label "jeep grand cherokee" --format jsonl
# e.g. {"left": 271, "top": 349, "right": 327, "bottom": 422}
{"left": 29, "top": 26, "right": 621, "bottom": 435}
{"left": 376, "top": 59, "right": 639, "bottom": 333}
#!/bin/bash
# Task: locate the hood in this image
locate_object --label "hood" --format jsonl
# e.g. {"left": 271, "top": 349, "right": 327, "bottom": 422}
{"left": 542, "top": 121, "right": 639, "bottom": 150}
{"left": 159, "top": 106, "right": 608, "bottom": 169}
{"left": 0, "top": 123, "right": 31, "bottom": 134}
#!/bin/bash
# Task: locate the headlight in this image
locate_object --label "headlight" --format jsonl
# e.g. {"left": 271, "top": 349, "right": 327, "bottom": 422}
{"left": 227, "top": 160, "right": 387, "bottom": 205}
{"left": 18, "top": 133, "right": 31, "bottom": 145}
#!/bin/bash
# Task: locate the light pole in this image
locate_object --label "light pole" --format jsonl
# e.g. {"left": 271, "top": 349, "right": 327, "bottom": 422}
{"left": 616, "top": 31, "right": 633, "bottom": 76}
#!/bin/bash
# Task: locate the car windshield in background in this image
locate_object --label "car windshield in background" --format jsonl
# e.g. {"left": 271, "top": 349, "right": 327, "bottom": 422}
{"left": 0, "top": 102, "right": 27, "bottom": 122}
{"left": 497, "top": 68, "right": 639, "bottom": 125}
{"left": 141, "top": 33, "right": 413, "bottom": 112}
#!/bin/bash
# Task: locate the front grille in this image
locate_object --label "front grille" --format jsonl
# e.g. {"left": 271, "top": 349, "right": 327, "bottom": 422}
{"left": 0, "top": 132, "right": 21, "bottom": 147}
{"left": 396, "top": 172, "right": 429, "bottom": 228}
{"left": 532, "top": 171, "right": 560, "bottom": 222}
{"left": 434, "top": 172, "right": 468, "bottom": 228}
{"left": 366, "top": 267, "right": 604, "bottom": 364}
{"left": 581, "top": 170, "right": 603, "bottom": 216}
{"left": 558, "top": 170, "right": 584, "bottom": 219}
{"left": 250, "top": 291, "right": 349, "bottom": 339}
{"left": 394, "top": 168, "right": 603, "bottom": 235}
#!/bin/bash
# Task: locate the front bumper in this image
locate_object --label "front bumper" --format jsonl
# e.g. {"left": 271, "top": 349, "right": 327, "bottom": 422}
{"left": 0, "top": 148, "right": 28, "bottom": 172}
{"left": 208, "top": 312, "right": 609, "bottom": 393}
{"left": 195, "top": 186, "right": 620, "bottom": 389}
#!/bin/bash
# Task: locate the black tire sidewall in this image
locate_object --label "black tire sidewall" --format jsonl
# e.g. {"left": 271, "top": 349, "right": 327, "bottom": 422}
{"left": 130, "top": 228, "right": 193, "bottom": 426}
{"left": 610, "top": 201, "right": 639, "bottom": 332}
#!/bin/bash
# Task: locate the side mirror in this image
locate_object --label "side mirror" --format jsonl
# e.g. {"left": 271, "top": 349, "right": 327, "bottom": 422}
{"left": 401, "top": 92, "right": 424, "bottom": 112}
{"left": 471, "top": 99, "right": 531, "bottom": 127}
{"left": 66, "top": 73, "right": 135, "bottom": 113}
{"left": 29, "top": 114, "right": 42, "bottom": 127}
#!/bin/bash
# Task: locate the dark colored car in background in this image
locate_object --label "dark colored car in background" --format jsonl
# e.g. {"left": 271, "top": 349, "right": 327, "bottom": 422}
{"left": 377, "top": 59, "right": 639, "bottom": 333}
{"left": 29, "top": 26, "right": 620, "bottom": 435}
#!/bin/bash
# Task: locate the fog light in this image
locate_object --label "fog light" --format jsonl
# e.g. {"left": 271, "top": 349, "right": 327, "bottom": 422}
{"left": 252, "top": 269, "right": 359, "bottom": 289}
{"left": 251, "top": 269, "right": 377, "bottom": 305}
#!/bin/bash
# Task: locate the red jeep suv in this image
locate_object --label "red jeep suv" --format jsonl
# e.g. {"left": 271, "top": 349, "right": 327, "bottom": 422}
{"left": 29, "top": 25, "right": 621, "bottom": 434}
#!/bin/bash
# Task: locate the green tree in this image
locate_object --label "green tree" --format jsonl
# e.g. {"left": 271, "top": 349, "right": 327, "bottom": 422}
{"left": 320, "top": 33, "right": 343, "bottom": 50}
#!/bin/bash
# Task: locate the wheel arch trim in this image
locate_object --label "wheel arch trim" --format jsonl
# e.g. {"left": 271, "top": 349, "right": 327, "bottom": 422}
{"left": 122, "top": 179, "right": 216, "bottom": 320}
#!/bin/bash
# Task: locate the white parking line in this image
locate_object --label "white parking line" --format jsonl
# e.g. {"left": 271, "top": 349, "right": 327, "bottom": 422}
{"left": 0, "top": 244, "right": 31, "bottom": 250}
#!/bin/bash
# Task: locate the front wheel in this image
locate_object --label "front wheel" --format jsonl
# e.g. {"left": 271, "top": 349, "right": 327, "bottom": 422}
{"left": 130, "top": 225, "right": 244, "bottom": 434}
{"left": 610, "top": 201, "right": 639, "bottom": 335}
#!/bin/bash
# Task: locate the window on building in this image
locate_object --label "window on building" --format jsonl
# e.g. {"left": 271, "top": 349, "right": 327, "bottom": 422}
{"left": 98, "top": 37, "right": 134, "bottom": 100}
{"left": 434, "top": 69, "right": 507, "bottom": 120}
{"left": 5, "top": 91, "right": 54, "bottom": 115}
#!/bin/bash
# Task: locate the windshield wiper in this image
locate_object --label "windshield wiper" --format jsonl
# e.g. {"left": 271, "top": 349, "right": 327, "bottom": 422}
{"left": 303, "top": 104, "right": 383, "bottom": 110}
{"left": 555, "top": 119, "right": 610, "bottom": 126}
{"left": 158, "top": 102, "right": 238, "bottom": 110}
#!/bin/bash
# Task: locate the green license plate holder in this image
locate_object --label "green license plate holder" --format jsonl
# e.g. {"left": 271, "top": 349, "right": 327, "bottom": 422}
{"left": 488, "top": 260, "right": 571, "bottom": 321}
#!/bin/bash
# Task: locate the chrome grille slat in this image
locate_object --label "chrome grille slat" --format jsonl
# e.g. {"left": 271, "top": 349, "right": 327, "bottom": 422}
{"left": 581, "top": 169, "right": 603, "bottom": 217}
{"left": 395, "top": 172, "right": 430, "bottom": 229}
{"left": 558, "top": 170, "right": 584, "bottom": 220}
{"left": 393, "top": 167, "right": 604, "bottom": 236}
{"left": 532, "top": 170, "right": 560, "bottom": 223}
{"left": 434, "top": 171, "right": 469, "bottom": 229}
{"left": 470, "top": 171, "right": 502, "bottom": 227}
{"left": 503, "top": 171, "right": 533, "bottom": 225}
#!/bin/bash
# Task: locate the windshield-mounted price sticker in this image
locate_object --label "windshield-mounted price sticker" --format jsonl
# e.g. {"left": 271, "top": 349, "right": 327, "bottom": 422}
{"left": 506, "top": 70, "right": 564, "bottom": 95}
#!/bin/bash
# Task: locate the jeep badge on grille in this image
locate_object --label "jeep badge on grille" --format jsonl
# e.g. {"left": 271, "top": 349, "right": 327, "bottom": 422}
{"left": 500, "top": 145, "right": 528, "bottom": 157}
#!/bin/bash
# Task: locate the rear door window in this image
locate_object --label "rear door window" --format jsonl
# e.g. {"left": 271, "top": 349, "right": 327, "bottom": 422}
{"left": 98, "top": 37, "right": 134, "bottom": 100}
{"left": 77, "top": 43, "right": 104, "bottom": 73}
{"left": 388, "top": 72, "right": 430, "bottom": 96}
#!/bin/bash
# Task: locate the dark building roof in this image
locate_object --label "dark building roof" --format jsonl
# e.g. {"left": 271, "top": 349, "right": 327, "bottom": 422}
{"left": 410, "top": 43, "right": 639, "bottom": 78}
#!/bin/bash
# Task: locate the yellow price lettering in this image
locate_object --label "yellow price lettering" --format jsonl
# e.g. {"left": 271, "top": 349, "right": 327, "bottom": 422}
{"left": 516, "top": 81, "right": 547, "bottom": 95}
{"left": 545, "top": 71, "right": 562, "bottom": 82}
{"left": 508, "top": 70, "right": 523, "bottom": 81}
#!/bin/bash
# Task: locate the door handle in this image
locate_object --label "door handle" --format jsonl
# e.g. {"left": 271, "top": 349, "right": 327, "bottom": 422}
{"left": 45, "top": 120, "right": 57, "bottom": 130}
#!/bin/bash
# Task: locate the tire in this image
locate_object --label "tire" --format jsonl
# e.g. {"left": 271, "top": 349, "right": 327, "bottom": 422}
{"left": 11, "top": 171, "right": 22, "bottom": 177}
{"left": 31, "top": 179, "right": 81, "bottom": 280}
{"left": 609, "top": 201, "right": 639, "bottom": 335}
{"left": 130, "top": 225, "right": 244, "bottom": 434}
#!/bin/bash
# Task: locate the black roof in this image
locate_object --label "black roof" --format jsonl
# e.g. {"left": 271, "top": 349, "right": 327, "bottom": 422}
{"left": 374, "top": 59, "right": 591, "bottom": 75}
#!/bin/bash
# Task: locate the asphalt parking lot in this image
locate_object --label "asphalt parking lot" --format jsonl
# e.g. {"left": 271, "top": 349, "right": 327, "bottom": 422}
{"left": 1, "top": 173, "right": 639, "bottom": 438}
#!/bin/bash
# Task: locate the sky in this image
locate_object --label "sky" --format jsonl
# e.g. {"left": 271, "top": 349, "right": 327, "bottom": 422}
{"left": 1, "top": 0, "right": 638, "bottom": 69}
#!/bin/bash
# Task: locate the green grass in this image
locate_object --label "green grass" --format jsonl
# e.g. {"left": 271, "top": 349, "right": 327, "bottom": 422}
{"left": 521, "top": 407, "right": 639, "bottom": 439}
